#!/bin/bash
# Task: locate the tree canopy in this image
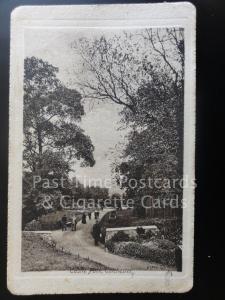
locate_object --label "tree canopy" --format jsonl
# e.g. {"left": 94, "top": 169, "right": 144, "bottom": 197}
{"left": 24, "top": 56, "right": 95, "bottom": 175}
{"left": 23, "top": 57, "right": 95, "bottom": 226}
{"left": 74, "top": 28, "right": 184, "bottom": 214}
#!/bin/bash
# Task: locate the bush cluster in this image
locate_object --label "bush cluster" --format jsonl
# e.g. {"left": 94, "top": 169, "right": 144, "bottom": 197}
{"left": 105, "top": 231, "right": 176, "bottom": 266}
{"left": 110, "top": 231, "right": 130, "bottom": 242}
{"left": 106, "top": 240, "right": 175, "bottom": 266}
{"left": 40, "top": 233, "right": 56, "bottom": 248}
{"left": 100, "top": 210, "right": 182, "bottom": 246}
{"left": 24, "top": 219, "right": 42, "bottom": 231}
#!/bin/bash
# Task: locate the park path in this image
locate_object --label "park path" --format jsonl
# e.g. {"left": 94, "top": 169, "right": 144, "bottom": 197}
{"left": 52, "top": 209, "right": 174, "bottom": 271}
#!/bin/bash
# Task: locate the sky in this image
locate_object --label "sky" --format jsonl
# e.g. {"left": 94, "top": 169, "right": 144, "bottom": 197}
{"left": 74, "top": 100, "right": 129, "bottom": 194}
{"left": 24, "top": 27, "right": 130, "bottom": 194}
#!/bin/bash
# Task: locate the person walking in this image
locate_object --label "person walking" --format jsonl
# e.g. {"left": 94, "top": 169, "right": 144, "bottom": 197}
{"left": 61, "top": 214, "right": 67, "bottom": 231}
{"left": 101, "top": 226, "right": 106, "bottom": 244}
{"left": 92, "top": 219, "right": 101, "bottom": 246}
{"left": 88, "top": 211, "right": 92, "bottom": 220}
{"left": 81, "top": 212, "right": 86, "bottom": 224}
{"left": 94, "top": 209, "right": 99, "bottom": 220}
{"left": 71, "top": 215, "right": 77, "bottom": 231}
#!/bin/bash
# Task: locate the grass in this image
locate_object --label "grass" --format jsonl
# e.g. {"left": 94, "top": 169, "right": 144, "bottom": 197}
{"left": 21, "top": 232, "right": 110, "bottom": 272}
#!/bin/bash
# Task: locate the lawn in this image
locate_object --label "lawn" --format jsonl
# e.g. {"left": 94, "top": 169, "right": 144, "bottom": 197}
{"left": 22, "top": 232, "right": 110, "bottom": 271}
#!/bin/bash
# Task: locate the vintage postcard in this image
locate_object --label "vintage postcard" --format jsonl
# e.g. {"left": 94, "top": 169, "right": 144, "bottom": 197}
{"left": 8, "top": 2, "right": 196, "bottom": 294}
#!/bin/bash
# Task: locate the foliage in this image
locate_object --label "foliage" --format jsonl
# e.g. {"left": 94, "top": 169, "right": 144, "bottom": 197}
{"left": 144, "top": 229, "right": 153, "bottom": 240}
{"left": 152, "top": 238, "right": 176, "bottom": 250}
{"left": 106, "top": 240, "right": 175, "bottom": 266}
{"left": 105, "top": 240, "right": 115, "bottom": 253}
{"left": 24, "top": 56, "right": 95, "bottom": 173}
{"left": 136, "top": 226, "right": 145, "bottom": 236}
{"left": 24, "top": 210, "right": 84, "bottom": 231}
{"left": 24, "top": 219, "right": 42, "bottom": 231}
{"left": 110, "top": 231, "right": 130, "bottom": 243}
{"left": 74, "top": 28, "right": 184, "bottom": 214}
{"left": 100, "top": 210, "right": 182, "bottom": 246}
{"left": 99, "top": 209, "right": 132, "bottom": 229}
{"left": 22, "top": 57, "right": 96, "bottom": 226}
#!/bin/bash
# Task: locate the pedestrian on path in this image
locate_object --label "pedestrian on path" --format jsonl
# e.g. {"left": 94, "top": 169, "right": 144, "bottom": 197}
{"left": 61, "top": 214, "right": 67, "bottom": 231}
{"left": 92, "top": 219, "right": 101, "bottom": 246}
{"left": 71, "top": 215, "right": 77, "bottom": 231}
{"left": 101, "top": 226, "right": 106, "bottom": 244}
{"left": 88, "top": 211, "right": 92, "bottom": 220}
{"left": 82, "top": 212, "right": 87, "bottom": 224}
{"left": 94, "top": 210, "right": 99, "bottom": 220}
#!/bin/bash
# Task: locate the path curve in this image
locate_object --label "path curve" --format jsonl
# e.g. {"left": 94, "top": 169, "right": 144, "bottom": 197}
{"left": 52, "top": 209, "right": 174, "bottom": 271}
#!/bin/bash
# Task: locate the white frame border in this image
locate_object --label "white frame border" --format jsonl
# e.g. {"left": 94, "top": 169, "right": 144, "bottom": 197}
{"left": 8, "top": 2, "right": 196, "bottom": 294}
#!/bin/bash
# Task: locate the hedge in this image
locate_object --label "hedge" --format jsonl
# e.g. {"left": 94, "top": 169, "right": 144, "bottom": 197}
{"left": 105, "top": 240, "right": 175, "bottom": 266}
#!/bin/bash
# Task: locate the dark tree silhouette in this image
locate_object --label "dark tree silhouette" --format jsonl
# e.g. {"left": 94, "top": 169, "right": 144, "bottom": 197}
{"left": 23, "top": 57, "right": 95, "bottom": 226}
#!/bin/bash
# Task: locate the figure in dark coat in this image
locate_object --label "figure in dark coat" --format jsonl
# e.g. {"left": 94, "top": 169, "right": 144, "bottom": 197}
{"left": 81, "top": 213, "right": 86, "bottom": 224}
{"left": 61, "top": 215, "right": 67, "bottom": 231}
{"left": 93, "top": 220, "right": 101, "bottom": 245}
{"left": 94, "top": 210, "right": 99, "bottom": 220}
{"left": 71, "top": 215, "right": 77, "bottom": 231}
{"left": 101, "top": 226, "right": 106, "bottom": 244}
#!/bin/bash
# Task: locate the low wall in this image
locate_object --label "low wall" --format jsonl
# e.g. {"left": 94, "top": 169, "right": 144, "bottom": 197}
{"left": 23, "top": 231, "right": 52, "bottom": 234}
{"left": 105, "top": 225, "right": 159, "bottom": 242}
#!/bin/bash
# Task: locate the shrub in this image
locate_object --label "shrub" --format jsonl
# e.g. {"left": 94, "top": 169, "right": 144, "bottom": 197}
{"left": 136, "top": 226, "right": 145, "bottom": 236}
{"left": 153, "top": 238, "right": 176, "bottom": 250}
{"left": 143, "top": 229, "right": 153, "bottom": 240}
{"left": 144, "top": 247, "right": 175, "bottom": 266}
{"left": 124, "top": 242, "right": 143, "bottom": 258}
{"left": 164, "top": 226, "right": 182, "bottom": 245}
{"left": 110, "top": 231, "right": 130, "bottom": 242}
{"left": 105, "top": 240, "right": 115, "bottom": 253}
{"left": 41, "top": 220, "right": 61, "bottom": 230}
{"left": 108, "top": 240, "right": 175, "bottom": 266}
{"left": 142, "top": 240, "right": 158, "bottom": 250}
{"left": 24, "top": 219, "right": 42, "bottom": 231}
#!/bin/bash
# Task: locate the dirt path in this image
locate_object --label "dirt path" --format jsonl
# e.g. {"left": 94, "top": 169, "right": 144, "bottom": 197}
{"left": 52, "top": 209, "right": 174, "bottom": 271}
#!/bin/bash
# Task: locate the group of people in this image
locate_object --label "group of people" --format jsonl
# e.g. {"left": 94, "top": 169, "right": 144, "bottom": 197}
{"left": 60, "top": 210, "right": 103, "bottom": 246}
{"left": 61, "top": 214, "right": 78, "bottom": 231}
{"left": 81, "top": 210, "right": 99, "bottom": 224}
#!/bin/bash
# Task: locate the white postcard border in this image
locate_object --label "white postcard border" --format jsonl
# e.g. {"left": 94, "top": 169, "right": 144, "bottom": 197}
{"left": 8, "top": 2, "right": 196, "bottom": 294}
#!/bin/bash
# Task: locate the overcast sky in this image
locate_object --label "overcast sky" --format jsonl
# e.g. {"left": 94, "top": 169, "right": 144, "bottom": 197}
{"left": 24, "top": 27, "right": 130, "bottom": 194}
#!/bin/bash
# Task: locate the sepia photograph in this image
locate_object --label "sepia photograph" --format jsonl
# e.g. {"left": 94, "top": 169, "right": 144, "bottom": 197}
{"left": 7, "top": 3, "right": 196, "bottom": 294}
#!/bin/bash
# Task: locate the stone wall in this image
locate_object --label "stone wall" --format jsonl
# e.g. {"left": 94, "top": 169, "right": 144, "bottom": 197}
{"left": 105, "top": 225, "right": 159, "bottom": 242}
